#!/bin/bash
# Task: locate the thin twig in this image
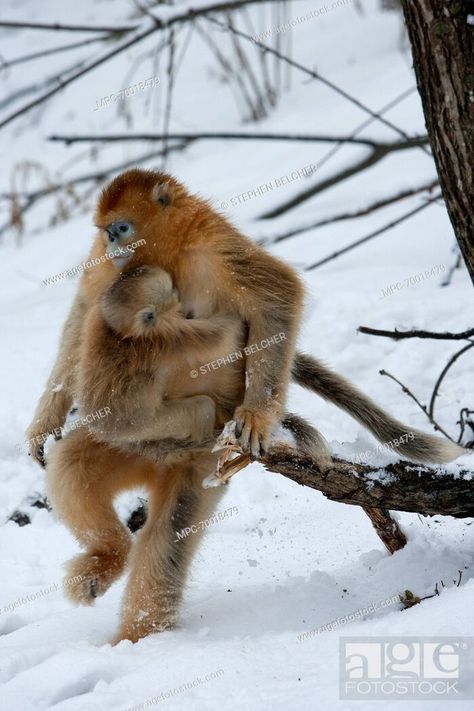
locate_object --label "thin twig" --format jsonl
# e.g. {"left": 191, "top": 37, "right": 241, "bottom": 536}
{"left": 206, "top": 15, "right": 431, "bottom": 154}
{"left": 305, "top": 194, "right": 441, "bottom": 271}
{"left": 429, "top": 343, "right": 474, "bottom": 419}
{"left": 0, "top": 20, "right": 135, "bottom": 33}
{"left": 0, "top": 55, "right": 93, "bottom": 113}
{"left": 241, "top": 7, "right": 276, "bottom": 109}
{"left": 226, "top": 12, "right": 264, "bottom": 119}
{"left": 48, "top": 132, "right": 385, "bottom": 146}
{"left": 0, "top": 141, "right": 191, "bottom": 237}
{"left": 314, "top": 86, "right": 421, "bottom": 175}
{"left": 0, "top": 21, "right": 160, "bottom": 130}
{"left": 265, "top": 179, "right": 439, "bottom": 244}
{"left": 458, "top": 409, "right": 474, "bottom": 445}
{"left": 194, "top": 21, "right": 254, "bottom": 117}
{"left": 358, "top": 326, "right": 474, "bottom": 341}
{"left": 256, "top": 86, "right": 424, "bottom": 220}
{"left": 0, "top": 35, "right": 112, "bottom": 69}
{"left": 162, "top": 27, "right": 176, "bottom": 164}
{"left": 0, "top": 0, "right": 285, "bottom": 130}
{"left": 260, "top": 138, "right": 430, "bottom": 219}
{"left": 441, "top": 242, "right": 462, "bottom": 288}
{"left": 379, "top": 369, "right": 454, "bottom": 442}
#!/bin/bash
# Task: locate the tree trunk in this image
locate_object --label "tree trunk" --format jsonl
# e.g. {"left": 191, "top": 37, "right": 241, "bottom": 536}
{"left": 401, "top": 0, "right": 474, "bottom": 282}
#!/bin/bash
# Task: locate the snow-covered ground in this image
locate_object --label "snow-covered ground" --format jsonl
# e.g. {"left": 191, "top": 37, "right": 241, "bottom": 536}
{"left": 1, "top": 1, "right": 474, "bottom": 709}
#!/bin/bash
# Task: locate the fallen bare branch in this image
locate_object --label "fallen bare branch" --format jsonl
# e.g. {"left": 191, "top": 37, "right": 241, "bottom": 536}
{"left": 260, "top": 445, "right": 474, "bottom": 518}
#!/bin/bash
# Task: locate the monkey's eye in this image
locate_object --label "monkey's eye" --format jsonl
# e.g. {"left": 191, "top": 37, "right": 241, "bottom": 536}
{"left": 142, "top": 309, "right": 155, "bottom": 324}
{"left": 117, "top": 221, "right": 133, "bottom": 235}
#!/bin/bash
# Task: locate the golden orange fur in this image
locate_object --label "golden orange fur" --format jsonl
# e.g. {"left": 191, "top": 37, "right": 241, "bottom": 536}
{"left": 31, "top": 169, "right": 461, "bottom": 644}
{"left": 39, "top": 174, "right": 303, "bottom": 642}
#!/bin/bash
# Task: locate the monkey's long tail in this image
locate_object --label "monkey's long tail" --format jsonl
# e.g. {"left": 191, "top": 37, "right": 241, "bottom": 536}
{"left": 292, "top": 352, "right": 465, "bottom": 464}
{"left": 280, "top": 412, "right": 331, "bottom": 463}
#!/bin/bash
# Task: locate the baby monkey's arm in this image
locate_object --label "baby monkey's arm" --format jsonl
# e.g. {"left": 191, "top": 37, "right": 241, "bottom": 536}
{"left": 88, "top": 314, "right": 235, "bottom": 448}
{"left": 104, "top": 395, "right": 217, "bottom": 447}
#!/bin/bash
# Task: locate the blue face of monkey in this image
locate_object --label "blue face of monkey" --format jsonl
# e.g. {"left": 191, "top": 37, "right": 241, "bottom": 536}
{"left": 102, "top": 220, "right": 136, "bottom": 269}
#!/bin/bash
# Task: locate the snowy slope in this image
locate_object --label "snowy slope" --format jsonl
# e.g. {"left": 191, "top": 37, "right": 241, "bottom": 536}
{"left": 1, "top": 1, "right": 474, "bottom": 710}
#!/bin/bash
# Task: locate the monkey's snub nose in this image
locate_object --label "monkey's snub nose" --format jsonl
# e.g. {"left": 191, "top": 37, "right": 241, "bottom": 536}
{"left": 106, "top": 221, "right": 134, "bottom": 241}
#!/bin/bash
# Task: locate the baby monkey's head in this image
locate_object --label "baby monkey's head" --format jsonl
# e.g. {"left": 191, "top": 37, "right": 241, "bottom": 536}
{"left": 101, "top": 265, "right": 180, "bottom": 339}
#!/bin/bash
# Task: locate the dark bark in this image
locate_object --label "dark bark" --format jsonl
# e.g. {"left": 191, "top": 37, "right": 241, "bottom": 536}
{"left": 362, "top": 507, "right": 408, "bottom": 553}
{"left": 401, "top": 1, "right": 474, "bottom": 283}
{"left": 261, "top": 445, "right": 474, "bottom": 518}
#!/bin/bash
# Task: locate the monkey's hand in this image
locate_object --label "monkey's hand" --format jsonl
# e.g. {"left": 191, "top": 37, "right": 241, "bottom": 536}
{"left": 26, "top": 397, "right": 69, "bottom": 468}
{"left": 233, "top": 405, "right": 277, "bottom": 459}
{"left": 25, "top": 421, "right": 59, "bottom": 468}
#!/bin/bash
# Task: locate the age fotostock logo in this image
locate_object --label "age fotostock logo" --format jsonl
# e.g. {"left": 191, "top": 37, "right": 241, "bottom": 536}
{"left": 340, "top": 637, "right": 474, "bottom": 700}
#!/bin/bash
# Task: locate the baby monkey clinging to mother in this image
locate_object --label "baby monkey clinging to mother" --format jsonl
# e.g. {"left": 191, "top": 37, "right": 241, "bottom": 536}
{"left": 75, "top": 263, "right": 328, "bottom": 464}
{"left": 77, "top": 264, "right": 244, "bottom": 457}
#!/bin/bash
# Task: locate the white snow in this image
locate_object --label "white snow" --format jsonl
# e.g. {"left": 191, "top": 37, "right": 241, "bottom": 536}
{"left": 1, "top": 1, "right": 474, "bottom": 709}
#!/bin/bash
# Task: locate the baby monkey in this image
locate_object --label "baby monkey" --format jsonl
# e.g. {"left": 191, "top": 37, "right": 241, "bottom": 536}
{"left": 77, "top": 265, "right": 246, "bottom": 457}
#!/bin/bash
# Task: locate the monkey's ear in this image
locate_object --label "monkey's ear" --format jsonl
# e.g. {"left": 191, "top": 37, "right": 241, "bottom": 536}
{"left": 151, "top": 181, "right": 173, "bottom": 208}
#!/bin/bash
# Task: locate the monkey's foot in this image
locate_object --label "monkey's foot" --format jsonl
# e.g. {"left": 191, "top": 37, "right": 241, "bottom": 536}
{"left": 233, "top": 406, "right": 275, "bottom": 458}
{"left": 112, "top": 613, "right": 177, "bottom": 644}
{"left": 65, "top": 550, "right": 129, "bottom": 605}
